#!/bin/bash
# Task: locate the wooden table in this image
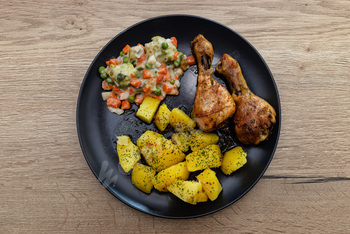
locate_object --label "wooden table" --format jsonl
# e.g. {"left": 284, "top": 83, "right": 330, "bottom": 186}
{"left": 1, "top": 0, "right": 349, "bottom": 232}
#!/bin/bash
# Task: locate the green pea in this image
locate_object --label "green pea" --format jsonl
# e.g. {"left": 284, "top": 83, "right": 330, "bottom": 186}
{"left": 134, "top": 70, "right": 141, "bottom": 78}
{"left": 100, "top": 71, "right": 108, "bottom": 79}
{"left": 123, "top": 57, "right": 130, "bottom": 63}
{"left": 174, "top": 59, "right": 181, "bottom": 67}
{"left": 128, "top": 95, "right": 135, "bottom": 103}
{"left": 120, "top": 51, "right": 125, "bottom": 56}
{"left": 178, "top": 52, "right": 184, "bottom": 59}
{"left": 98, "top": 66, "right": 105, "bottom": 74}
{"left": 154, "top": 88, "right": 162, "bottom": 96}
{"left": 170, "top": 79, "right": 175, "bottom": 85}
{"left": 161, "top": 42, "right": 168, "bottom": 49}
{"left": 131, "top": 60, "right": 137, "bottom": 66}
{"left": 106, "top": 77, "right": 114, "bottom": 84}
{"left": 145, "top": 62, "right": 153, "bottom": 69}
{"left": 137, "top": 66, "right": 144, "bottom": 71}
{"left": 117, "top": 73, "right": 126, "bottom": 81}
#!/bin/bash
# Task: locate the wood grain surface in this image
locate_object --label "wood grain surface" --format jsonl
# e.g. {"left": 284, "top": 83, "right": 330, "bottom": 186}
{"left": 1, "top": 0, "right": 349, "bottom": 233}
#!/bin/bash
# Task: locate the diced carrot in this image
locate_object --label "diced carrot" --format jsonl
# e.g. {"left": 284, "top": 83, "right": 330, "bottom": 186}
{"left": 107, "top": 97, "right": 121, "bottom": 109}
{"left": 121, "top": 100, "right": 131, "bottom": 110}
{"left": 109, "top": 58, "right": 118, "bottom": 66}
{"left": 106, "top": 67, "right": 111, "bottom": 73}
{"left": 163, "top": 74, "right": 171, "bottom": 82}
{"left": 144, "top": 92, "right": 165, "bottom": 101}
{"left": 130, "top": 78, "right": 142, "bottom": 88}
{"left": 173, "top": 51, "right": 179, "bottom": 60}
{"left": 151, "top": 93, "right": 165, "bottom": 101}
{"left": 122, "top": 45, "right": 131, "bottom": 54}
{"left": 106, "top": 60, "right": 110, "bottom": 66}
{"left": 175, "top": 75, "right": 179, "bottom": 81}
{"left": 113, "top": 87, "right": 120, "bottom": 92}
{"left": 142, "top": 82, "right": 151, "bottom": 93}
{"left": 138, "top": 54, "right": 146, "bottom": 64}
{"left": 135, "top": 94, "right": 144, "bottom": 105}
{"left": 171, "top": 37, "right": 177, "bottom": 47}
{"left": 162, "top": 83, "right": 174, "bottom": 94}
{"left": 160, "top": 63, "right": 166, "bottom": 68}
{"left": 142, "top": 69, "right": 152, "bottom": 79}
{"left": 117, "top": 90, "right": 124, "bottom": 96}
{"left": 128, "top": 87, "right": 136, "bottom": 95}
{"left": 109, "top": 92, "right": 117, "bottom": 99}
{"left": 130, "top": 73, "right": 135, "bottom": 78}
{"left": 156, "top": 74, "right": 164, "bottom": 83}
{"left": 158, "top": 67, "right": 167, "bottom": 75}
{"left": 102, "top": 80, "right": 114, "bottom": 90}
{"left": 186, "top": 55, "right": 196, "bottom": 66}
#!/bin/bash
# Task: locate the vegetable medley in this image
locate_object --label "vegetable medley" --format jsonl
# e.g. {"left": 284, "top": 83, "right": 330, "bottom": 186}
{"left": 98, "top": 36, "right": 196, "bottom": 115}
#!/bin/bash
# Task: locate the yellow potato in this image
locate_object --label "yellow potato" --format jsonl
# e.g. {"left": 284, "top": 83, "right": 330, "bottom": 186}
{"left": 136, "top": 97, "right": 161, "bottom": 124}
{"left": 169, "top": 108, "right": 196, "bottom": 132}
{"left": 131, "top": 163, "right": 156, "bottom": 194}
{"left": 152, "top": 162, "right": 190, "bottom": 192}
{"left": 153, "top": 103, "right": 171, "bottom": 131}
{"left": 186, "top": 144, "right": 222, "bottom": 172}
{"left": 195, "top": 188, "right": 208, "bottom": 203}
{"left": 116, "top": 135, "right": 141, "bottom": 173}
{"left": 171, "top": 132, "right": 191, "bottom": 152}
{"left": 196, "top": 168, "right": 222, "bottom": 201}
{"left": 167, "top": 180, "right": 203, "bottom": 205}
{"left": 137, "top": 130, "right": 185, "bottom": 172}
{"left": 189, "top": 130, "right": 219, "bottom": 151}
{"left": 220, "top": 146, "right": 247, "bottom": 175}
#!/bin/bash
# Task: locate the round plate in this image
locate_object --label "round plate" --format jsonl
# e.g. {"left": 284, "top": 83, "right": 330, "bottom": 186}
{"left": 77, "top": 15, "right": 281, "bottom": 218}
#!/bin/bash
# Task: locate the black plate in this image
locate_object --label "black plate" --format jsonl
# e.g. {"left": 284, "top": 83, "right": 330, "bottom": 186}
{"left": 77, "top": 15, "right": 281, "bottom": 218}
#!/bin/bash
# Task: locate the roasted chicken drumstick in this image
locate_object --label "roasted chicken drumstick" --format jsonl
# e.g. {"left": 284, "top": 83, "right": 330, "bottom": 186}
{"left": 216, "top": 54, "right": 276, "bottom": 145}
{"left": 191, "top": 35, "right": 236, "bottom": 132}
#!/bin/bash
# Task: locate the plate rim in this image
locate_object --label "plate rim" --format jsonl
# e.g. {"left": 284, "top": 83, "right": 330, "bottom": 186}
{"left": 76, "top": 14, "right": 281, "bottom": 219}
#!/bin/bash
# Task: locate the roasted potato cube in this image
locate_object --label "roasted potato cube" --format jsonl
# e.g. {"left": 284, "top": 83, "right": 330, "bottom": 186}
{"left": 196, "top": 168, "right": 222, "bottom": 201}
{"left": 167, "top": 180, "right": 203, "bottom": 205}
{"left": 169, "top": 108, "right": 196, "bottom": 132}
{"left": 171, "top": 132, "right": 191, "bottom": 152}
{"left": 186, "top": 144, "right": 222, "bottom": 172}
{"left": 221, "top": 146, "right": 247, "bottom": 175}
{"left": 137, "top": 130, "right": 185, "bottom": 172}
{"left": 189, "top": 130, "right": 219, "bottom": 151}
{"left": 195, "top": 188, "right": 208, "bottom": 203}
{"left": 136, "top": 97, "right": 161, "bottom": 124}
{"left": 131, "top": 163, "right": 156, "bottom": 194}
{"left": 116, "top": 135, "right": 141, "bottom": 173}
{"left": 154, "top": 103, "right": 171, "bottom": 131}
{"left": 152, "top": 162, "right": 190, "bottom": 192}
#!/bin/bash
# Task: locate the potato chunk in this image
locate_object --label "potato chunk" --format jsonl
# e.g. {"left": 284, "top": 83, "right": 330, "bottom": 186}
{"left": 169, "top": 108, "right": 196, "bottom": 132}
{"left": 171, "top": 132, "right": 191, "bottom": 152}
{"left": 152, "top": 162, "right": 190, "bottom": 192}
{"left": 220, "top": 146, "right": 247, "bottom": 175}
{"left": 186, "top": 144, "right": 222, "bottom": 172}
{"left": 195, "top": 188, "right": 208, "bottom": 203}
{"left": 116, "top": 135, "right": 141, "bottom": 173}
{"left": 196, "top": 168, "right": 222, "bottom": 201}
{"left": 136, "top": 97, "right": 161, "bottom": 124}
{"left": 154, "top": 103, "right": 171, "bottom": 131}
{"left": 137, "top": 130, "right": 185, "bottom": 172}
{"left": 131, "top": 163, "right": 156, "bottom": 194}
{"left": 189, "top": 130, "right": 219, "bottom": 151}
{"left": 167, "top": 180, "right": 203, "bottom": 205}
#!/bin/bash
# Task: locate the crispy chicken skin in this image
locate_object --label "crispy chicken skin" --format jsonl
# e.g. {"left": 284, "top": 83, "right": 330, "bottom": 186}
{"left": 216, "top": 54, "right": 276, "bottom": 145}
{"left": 191, "top": 35, "right": 236, "bottom": 132}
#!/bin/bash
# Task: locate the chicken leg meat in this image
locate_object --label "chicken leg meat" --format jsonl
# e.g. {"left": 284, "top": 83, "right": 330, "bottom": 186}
{"left": 216, "top": 54, "right": 276, "bottom": 145}
{"left": 191, "top": 35, "right": 236, "bottom": 132}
